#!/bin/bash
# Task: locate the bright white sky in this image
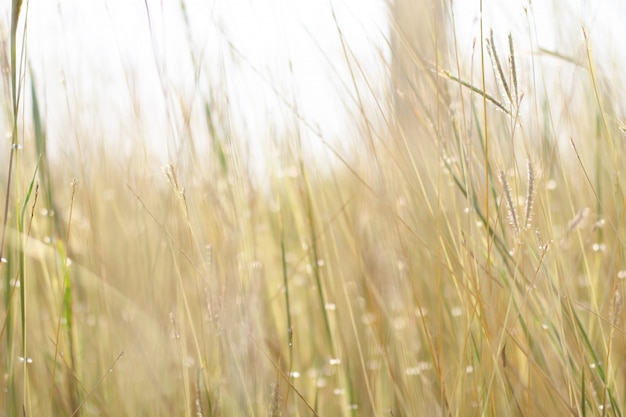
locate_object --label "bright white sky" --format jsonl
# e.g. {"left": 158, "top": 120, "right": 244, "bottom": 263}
{"left": 6, "top": 0, "right": 626, "bottom": 166}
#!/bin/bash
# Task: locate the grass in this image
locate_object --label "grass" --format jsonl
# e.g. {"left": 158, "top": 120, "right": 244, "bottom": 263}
{"left": 1, "top": 1, "right": 625, "bottom": 416}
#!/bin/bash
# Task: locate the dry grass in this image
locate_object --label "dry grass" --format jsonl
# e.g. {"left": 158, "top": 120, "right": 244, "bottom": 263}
{"left": 1, "top": 1, "right": 625, "bottom": 416}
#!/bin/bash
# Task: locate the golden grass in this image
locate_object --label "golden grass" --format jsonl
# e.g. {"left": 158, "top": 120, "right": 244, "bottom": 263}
{"left": 1, "top": 1, "right": 625, "bottom": 416}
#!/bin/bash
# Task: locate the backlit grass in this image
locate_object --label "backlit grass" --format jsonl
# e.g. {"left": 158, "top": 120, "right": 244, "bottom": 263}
{"left": 1, "top": 1, "right": 625, "bottom": 416}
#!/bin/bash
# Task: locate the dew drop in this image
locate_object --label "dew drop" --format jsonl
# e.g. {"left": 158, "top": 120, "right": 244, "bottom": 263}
{"left": 592, "top": 243, "right": 606, "bottom": 252}
{"left": 405, "top": 367, "right": 420, "bottom": 376}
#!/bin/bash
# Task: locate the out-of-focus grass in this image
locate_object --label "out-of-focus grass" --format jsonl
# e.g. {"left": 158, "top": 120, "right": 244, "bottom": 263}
{"left": 1, "top": 1, "right": 625, "bottom": 416}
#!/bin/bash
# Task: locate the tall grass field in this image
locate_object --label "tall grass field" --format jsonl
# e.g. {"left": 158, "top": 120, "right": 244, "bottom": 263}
{"left": 1, "top": 1, "right": 625, "bottom": 415}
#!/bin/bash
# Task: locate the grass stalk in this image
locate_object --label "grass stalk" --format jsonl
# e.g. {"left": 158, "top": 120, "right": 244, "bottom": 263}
{"left": 0, "top": 2, "right": 624, "bottom": 415}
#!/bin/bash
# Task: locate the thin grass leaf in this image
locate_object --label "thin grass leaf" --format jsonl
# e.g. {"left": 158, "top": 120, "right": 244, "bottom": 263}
{"left": 279, "top": 211, "right": 294, "bottom": 407}
{"left": 301, "top": 166, "right": 335, "bottom": 355}
{"left": 30, "top": 68, "right": 63, "bottom": 237}
{"left": 570, "top": 302, "right": 622, "bottom": 417}
{"left": 581, "top": 369, "right": 586, "bottom": 417}
{"left": 442, "top": 69, "right": 511, "bottom": 115}
{"left": 10, "top": 0, "right": 23, "bottom": 112}
{"left": 204, "top": 102, "right": 228, "bottom": 175}
{"left": 16, "top": 164, "right": 38, "bottom": 348}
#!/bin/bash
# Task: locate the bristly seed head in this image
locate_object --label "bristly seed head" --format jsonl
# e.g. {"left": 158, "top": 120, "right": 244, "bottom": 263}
{"left": 499, "top": 170, "right": 519, "bottom": 237}
{"left": 508, "top": 33, "right": 519, "bottom": 105}
{"left": 566, "top": 207, "right": 591, "bottom": 236}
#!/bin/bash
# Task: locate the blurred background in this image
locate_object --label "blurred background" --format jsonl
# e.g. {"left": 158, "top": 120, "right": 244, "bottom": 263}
{"left": 5, "top": 0, "right": 626, "bottom": 170}
{"left": 1, "top": 1, "right": 626, "bottom": 415}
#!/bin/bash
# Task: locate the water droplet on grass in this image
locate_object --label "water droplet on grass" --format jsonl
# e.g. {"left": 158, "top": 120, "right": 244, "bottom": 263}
{"left": 405, "top": 367, "right": 420, "bottom": 376}
{"left": 592, "top": 243, "right": 606, "bottom": 252}
{"left": 405, "top": 361, "right": 432, "bottom": 375}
